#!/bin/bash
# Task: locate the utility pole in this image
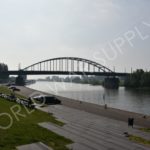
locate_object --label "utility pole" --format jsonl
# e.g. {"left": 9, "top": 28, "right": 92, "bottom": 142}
{"left": 113, "top": 66, "right": 115, "bottom": 72}
{"left": 124, "top": 67, "right": 126, "bottom": 73}
{"left": 131, "top": 67, "right": 133, "bottom": 74}
{"left": 18, "top": 63, "right": 21, "bottom": 70}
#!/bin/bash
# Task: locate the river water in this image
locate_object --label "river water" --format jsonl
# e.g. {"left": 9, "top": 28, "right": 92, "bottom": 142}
{"left": 27, "top": 81, "right": 150, "bottom": 115}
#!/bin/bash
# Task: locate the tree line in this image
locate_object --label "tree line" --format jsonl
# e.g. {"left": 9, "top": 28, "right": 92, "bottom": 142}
{"left": 125, "top": 69, "right": 150, "bottom": 88}
{"left": 43, "top": 75, "right": 104, "bottom": 85}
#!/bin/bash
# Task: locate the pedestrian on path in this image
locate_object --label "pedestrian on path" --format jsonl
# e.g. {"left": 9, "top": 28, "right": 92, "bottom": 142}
{"left": 128, "top": 117, "right": 134, "bottom": 128}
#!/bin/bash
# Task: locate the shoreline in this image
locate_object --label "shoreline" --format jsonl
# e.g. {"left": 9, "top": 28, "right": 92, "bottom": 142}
{"left": 16, "top": 86, "right": 150, "bottom": 128}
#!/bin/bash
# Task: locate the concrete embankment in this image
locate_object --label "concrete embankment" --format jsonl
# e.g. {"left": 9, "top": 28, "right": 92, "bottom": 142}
{"left": 16, "top": 86, "right": 150, "bottom": 128}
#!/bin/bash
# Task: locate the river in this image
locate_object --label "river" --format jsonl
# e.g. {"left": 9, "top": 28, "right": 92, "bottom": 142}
{"left": 27, "top": 81, "right": 150, "bottom": 115}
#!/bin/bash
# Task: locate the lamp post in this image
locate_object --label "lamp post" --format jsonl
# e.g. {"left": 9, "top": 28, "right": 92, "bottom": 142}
{"left": 103, "top": 93, "right": 107, "bottom": 109}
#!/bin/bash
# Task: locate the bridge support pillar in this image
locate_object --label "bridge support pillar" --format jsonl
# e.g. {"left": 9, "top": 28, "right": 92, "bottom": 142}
{"left": 103, "top": 77, "right": 119, "bottom": 89}
{"left": 15, "top": 75, "right": 26, "bottom": 86}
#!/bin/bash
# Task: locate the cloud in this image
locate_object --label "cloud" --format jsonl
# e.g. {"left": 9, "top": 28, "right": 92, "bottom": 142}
{"left": 0, "top": 0, "right": 150, "bottom": 71}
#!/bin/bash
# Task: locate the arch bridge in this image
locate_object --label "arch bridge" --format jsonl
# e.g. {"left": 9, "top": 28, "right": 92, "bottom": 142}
{"left": 0, "top": 57, "right": 128, "bottom": 76}
{"left": 0, "top": 57, "right": 129, "bottom": 88}
{"left": 22, "top": 57, "right": 115, "bottom": 76}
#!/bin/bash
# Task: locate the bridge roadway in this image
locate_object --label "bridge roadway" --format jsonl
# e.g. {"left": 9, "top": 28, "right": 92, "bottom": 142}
{"left": 0, "top": 71, "right": 129, "bottom": 76}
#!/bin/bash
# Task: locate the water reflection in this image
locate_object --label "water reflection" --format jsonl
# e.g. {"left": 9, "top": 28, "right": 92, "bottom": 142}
{"left": 27, "top": 81, "right": 150, "bottom": 115}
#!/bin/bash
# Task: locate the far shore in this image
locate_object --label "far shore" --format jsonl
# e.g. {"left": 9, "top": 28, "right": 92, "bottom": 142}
{"left": 15, "top": 86, "right": 150, "bottom": 128}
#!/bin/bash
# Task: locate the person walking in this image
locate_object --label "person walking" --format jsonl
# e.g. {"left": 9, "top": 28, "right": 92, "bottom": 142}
{"left": 128, "top": 117, "right": 134, "bottom": 128}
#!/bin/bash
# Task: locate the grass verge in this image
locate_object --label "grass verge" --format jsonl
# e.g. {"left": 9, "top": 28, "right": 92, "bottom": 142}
{"left": 0, "top": 86, "right": 72, "bottom": 150}
{"left": 128, "top": 135, "right": 150, "bottom": 146}
{"left": 0, "top": 86, "right": 25, "bottom": 99}
{"left": 139, "top": 128, "right": 150, "bottom": 133}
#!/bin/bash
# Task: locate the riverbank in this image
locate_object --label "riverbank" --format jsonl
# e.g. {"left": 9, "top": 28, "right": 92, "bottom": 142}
{"left": 0, "top": 86, "right": 72, "bottom": 150}
{"left": 16, "top": 86, "right": 150, "bottom": 128}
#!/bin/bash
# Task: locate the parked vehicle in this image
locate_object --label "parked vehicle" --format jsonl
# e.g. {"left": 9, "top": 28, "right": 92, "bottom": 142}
{"left": 33, "top": 95, "right": 61, "bottom": 105}
{"left": 9, "top": 86, "right": 20, "bottom": 91}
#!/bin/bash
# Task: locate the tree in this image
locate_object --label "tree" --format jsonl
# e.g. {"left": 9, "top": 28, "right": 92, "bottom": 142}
{"left": 141, "top": 72, "right": 150, "bottom": 87}
{"left": 125, "top": 69, "right": 150, "bottom": 88}
{"left": 0, "top": 63, "right": 9, "bottom": 83}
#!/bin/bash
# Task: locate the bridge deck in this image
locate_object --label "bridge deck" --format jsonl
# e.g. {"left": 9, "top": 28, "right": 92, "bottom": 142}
{"left": 0, "top": 71, "right": 129, "bottom": 76}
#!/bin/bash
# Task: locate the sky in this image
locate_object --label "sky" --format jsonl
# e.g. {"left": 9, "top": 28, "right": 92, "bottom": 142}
{"left": 0, "top": 0, "right": 150, "bottom": 73}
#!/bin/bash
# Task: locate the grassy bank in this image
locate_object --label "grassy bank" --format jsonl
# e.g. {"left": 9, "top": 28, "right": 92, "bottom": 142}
{"left": 0, "top": 86, "right": 25, "bottom": 99}
{"left": 0, "top": 86, "right": 72, "bottom": 150}
{"left": 140, "top": 128, "right": 150, "bottom": 133}
{"left": 129, "top": 135, "right": 150, "bottom": 146}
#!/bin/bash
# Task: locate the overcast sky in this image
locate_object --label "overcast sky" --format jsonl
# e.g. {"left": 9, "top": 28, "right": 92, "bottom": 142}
{"left": 0, "top": 0, "right": 150, "bottom": 72}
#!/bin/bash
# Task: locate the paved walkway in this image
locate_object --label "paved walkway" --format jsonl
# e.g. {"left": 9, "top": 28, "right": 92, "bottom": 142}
{"left": 16, "top": 86, "right": 150, "bottom": 127}
{"left": 39, "top": 105, "right": 150, "bottom": 150}
{"left": 17, "top": 142, "right": 53, "bottom": 150}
